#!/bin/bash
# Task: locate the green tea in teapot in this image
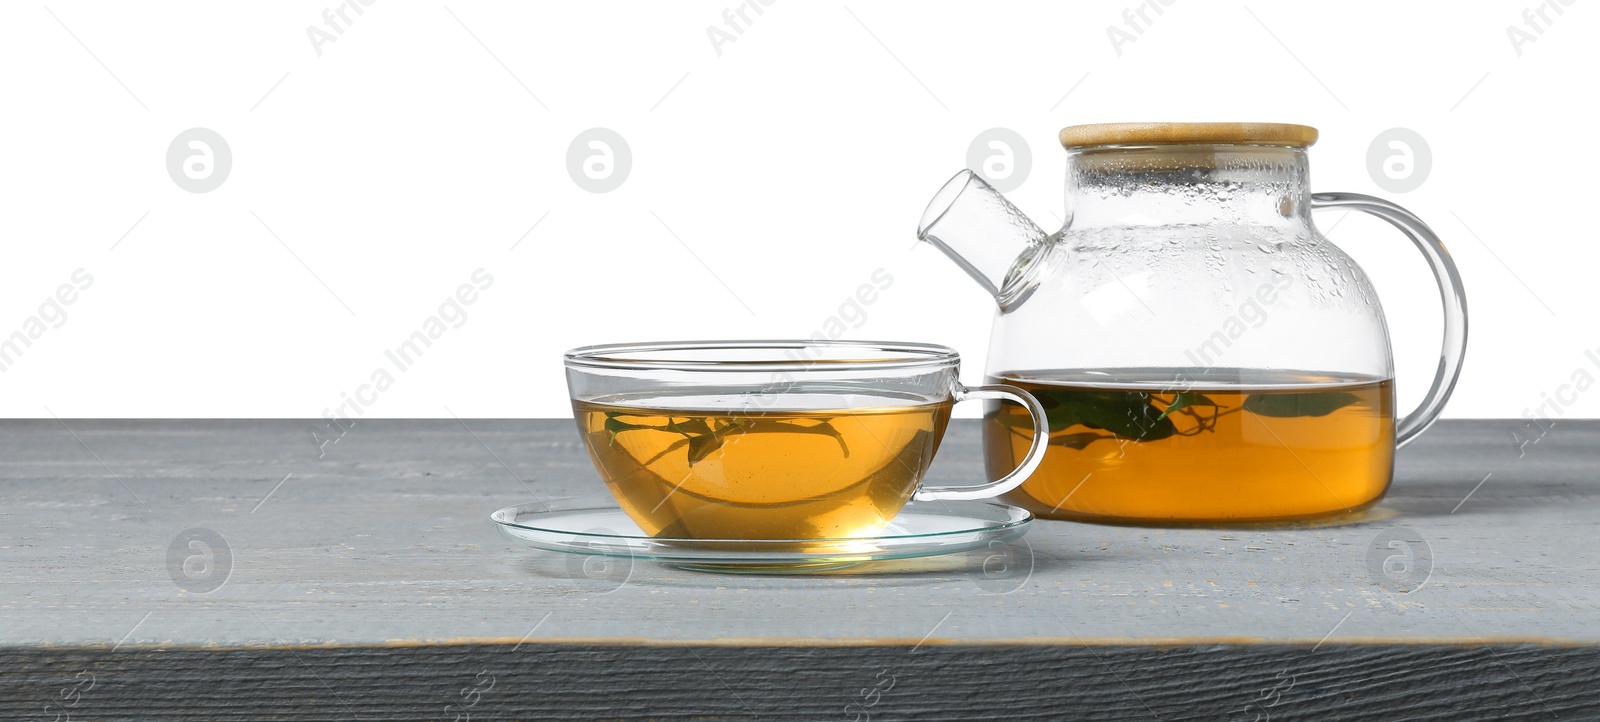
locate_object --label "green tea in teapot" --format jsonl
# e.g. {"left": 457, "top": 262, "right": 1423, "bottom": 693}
{"left": 920, "top": 122, "right": 1468, "bottom": 524}
{"left": 983, "top": 368, "right": 1394, "bottom": 523}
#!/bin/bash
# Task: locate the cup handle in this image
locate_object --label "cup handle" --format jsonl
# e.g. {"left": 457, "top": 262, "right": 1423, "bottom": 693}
{"left": 913, "top": 384, "right": 1049, "bottom": 502}
{"left": 1310, "top": 192, "right": 1468, "bottom": 446}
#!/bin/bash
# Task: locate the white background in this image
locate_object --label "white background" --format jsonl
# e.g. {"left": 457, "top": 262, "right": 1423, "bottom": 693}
{"left": 0, "top": 1, "right": 1592, "bottom": 419}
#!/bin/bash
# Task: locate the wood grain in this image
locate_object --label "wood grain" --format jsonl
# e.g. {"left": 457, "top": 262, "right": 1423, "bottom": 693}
{"left": 1, "top": 644, "right": 1595, "bottom": 720}
{"left": 1060, "top": 122, "right": 1319, "bottom": 149}
{"left": 2, "top": 419, "right": 1597, "bottom": 719}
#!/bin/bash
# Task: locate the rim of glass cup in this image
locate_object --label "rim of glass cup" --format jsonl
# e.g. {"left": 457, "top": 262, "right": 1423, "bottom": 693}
{"left": 563, "top": 340, "right": 961, "bottom": 373}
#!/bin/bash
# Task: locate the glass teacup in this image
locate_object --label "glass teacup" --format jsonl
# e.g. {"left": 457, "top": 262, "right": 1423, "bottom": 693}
{"left": 564, "top": 341, "right": 1048, "bottom": 540}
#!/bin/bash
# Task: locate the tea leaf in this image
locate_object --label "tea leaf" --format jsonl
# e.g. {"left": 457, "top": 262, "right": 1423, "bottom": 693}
{"left": 1243, "top": 391, "right": 1360, "bottom": 418}
{"left": 1157, "top": 391, "right": 1217, "bottom": 421}
{"left": 810, "top": 421, "right": 850, "bottom": 458}
{"left": 665, "top": 417, "right": 713, "bottom": 437}
{"left": 1057, "top": 392, "right": 1176, "bottom": 441}
{"left": 606, "top": 410, "right": 855, "bottom": 468}
{"left": 686, "top": 433, "right": 723, "bottom": 466}
{"left": 604, "top": 413, "right": 656, "bottom": 446}
{"left": 993, "top": 390, "right": 1175, "bottom": 441}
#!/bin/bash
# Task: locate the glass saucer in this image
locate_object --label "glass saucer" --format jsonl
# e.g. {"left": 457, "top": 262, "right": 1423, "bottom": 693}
{"left": 490, "top": 496, "right": 1032, "bottom": 573}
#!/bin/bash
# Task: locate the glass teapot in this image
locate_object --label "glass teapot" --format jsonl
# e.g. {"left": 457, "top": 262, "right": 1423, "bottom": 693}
{"left": 917, "top": 122, "right": 1467, "bottom": 523}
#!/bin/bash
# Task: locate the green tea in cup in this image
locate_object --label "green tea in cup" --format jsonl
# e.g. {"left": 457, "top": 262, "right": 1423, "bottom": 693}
{"left": 564, "top": 341, "right": 1048, "bottom": 541}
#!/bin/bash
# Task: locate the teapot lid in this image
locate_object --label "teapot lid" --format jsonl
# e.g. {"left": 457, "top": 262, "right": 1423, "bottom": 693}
{"left": 1060, "top": 122, "right": 1318, "bottom": 149}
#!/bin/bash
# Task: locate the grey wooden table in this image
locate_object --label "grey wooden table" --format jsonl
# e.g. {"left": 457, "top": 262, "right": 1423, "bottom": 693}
{"left": 2, "top": 419, "right": 1596, "bottom": 720}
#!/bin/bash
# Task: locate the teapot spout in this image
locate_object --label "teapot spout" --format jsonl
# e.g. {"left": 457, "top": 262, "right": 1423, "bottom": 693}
{"left": 917, "top": 170, "right": 1048, "bottom": 305}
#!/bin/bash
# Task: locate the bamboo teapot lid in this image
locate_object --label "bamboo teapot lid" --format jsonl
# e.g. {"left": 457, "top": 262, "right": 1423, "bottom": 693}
{"left": 1059, "top": 122, "right": 1318, "bottom": 149}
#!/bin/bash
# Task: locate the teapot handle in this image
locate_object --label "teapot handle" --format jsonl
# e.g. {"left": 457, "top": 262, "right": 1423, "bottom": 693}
{"left": 1310, "top": 192, "right": 1468, "bottom": 446}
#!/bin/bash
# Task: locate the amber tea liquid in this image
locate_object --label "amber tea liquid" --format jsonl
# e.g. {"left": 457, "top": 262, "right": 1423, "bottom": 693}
{"left": 984, "top": 369, "right": 1394, "bottom": 523}
{"left": 575, "top": 391, "right": 952, "bottom": 539}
